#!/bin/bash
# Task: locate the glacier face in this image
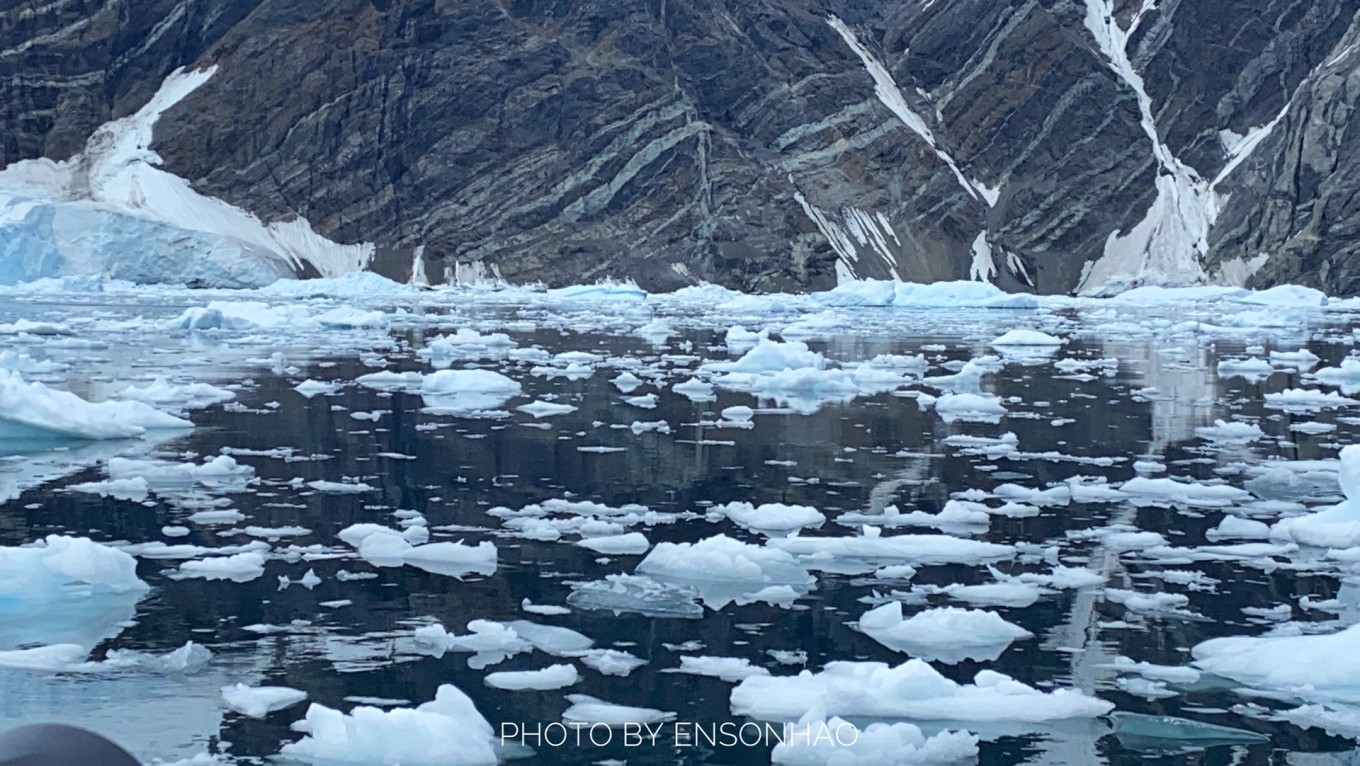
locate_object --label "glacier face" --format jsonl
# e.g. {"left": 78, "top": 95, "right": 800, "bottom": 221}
{"left": 0, "top": 66, "right": 372, "bottom": 289}
{"left": 0, "top": 198, "right": 297, "bottom": 288}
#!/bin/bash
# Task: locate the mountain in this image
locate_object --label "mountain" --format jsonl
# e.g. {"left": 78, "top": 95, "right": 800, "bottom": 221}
{"left": 3, "top": 0, "right": 1359, "bottom": 294}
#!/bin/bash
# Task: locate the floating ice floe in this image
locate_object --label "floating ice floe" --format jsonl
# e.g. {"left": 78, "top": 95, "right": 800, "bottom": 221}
{"left": 636, "top": 534, "right": 814, "bottom": 609}
{"left": 1118, "top": 477, "right": 1251, "bottom": 508}
{"left": 339, "top": 524, "right": 497, "bottom": 578}
{"left": 421, "top": 329, "right": 518, "bottom": 365}
{"left": 666, "top": 655, "right": 770, "bottom": 682}
{"left": 770, "top": 706, "right": 979, "bottom": 766}
{"left": 857, "top": 603, "right": 1031, "bottom": 664}
{"left": 1216, "top": 357, "right": 1274, "bottom": 381}
{"left": 117, "top": 377, "right": 235, "bottom": 412}
{"left": 1108, "top": 712, "right": 1270, "bottom": 752}
{"left": 0, "top": 534, "right": 148, "bottom": 650}
{"left": 1105, "top": 588, "right": 1195, "bottom": 618}
{"left": 989, "top": 329, "right": 1066, "bottom": 348}
{"left": 484, "top": 664, "right": 580, "bottom": 691}
{"left": 566, "top": 574, "right": 703, "bottom": 619}
{"left": 1310, "top": 358, "right": 1360, "bottom": 393}
{"left": 813, "top": 280, "right": 1036, "bottom": 309}
{"left": 307, "top": 480, "right": 376, "bottom": 494}
{"left": 412, "top": 621, "right": 532, "bottom": 667}
{"left": 110, "top": 455, "right": 255, "bottom": 493}
{"left": 313, "top": 306, "right": 388, "bottom": 329}
{"left": 575, "top": 532, "right": 651, "bottom": 555}
{"left": 716, "top": 501, "right": 826, "bottom": 533}
{"left": 577, "top": 649, "right": 648, "bottom": 676}
{"left": 930, "top": 393, "right": 1007, "bottom": 424}
{"left": 294, "top": 379, "right": 342, "bottom": 398}
{"left": 515, "top": 400, "right": 577, "bottom": 418}
{"left": 561, "top": 694, "right": 676, "bottom": 727}
{"left": 280, "top": 684, "right": 498, "bottom": 765}
{"left": 0, "top": 369, "right": 191, "bottom": 440}
{"left": 66, "top": 476, "right": 151, "bottom": 501}
{"left": 221, "top": 683, "right": 308, "bottom": 718}
{"left": 703, "top": 338, "right": 825, "bottom": 374}
{"left": 174, "top": 552, "right": 267, "bottom": 583}
{"left": 420, "top": 369, "right": 522, "bottom": 414}
{"left": 1194, "top": 419, "right": 1264, "bottom": 444}
{"left": 1265, "top": 388, "right": 1358, "bottom": 413}
{"left": 768, "top": 527, "right": 1014, "bottom": 568}
{"left": 1271, "top": 445, "right": 1360, "bottom": 548}
{"left": 730, "top": 659, "right": 1112, "bottom": 723}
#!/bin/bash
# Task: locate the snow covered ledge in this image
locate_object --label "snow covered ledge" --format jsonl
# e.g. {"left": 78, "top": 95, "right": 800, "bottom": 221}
{"left": 0, "top": 66, "right": 373, "bottom": 288}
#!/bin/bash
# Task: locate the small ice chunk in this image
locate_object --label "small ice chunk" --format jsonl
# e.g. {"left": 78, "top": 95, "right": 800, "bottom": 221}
{"left": 577, "top": 649, "right": 648, "bottom": 677}
{"left": 990, "top": 329, "right": 1065, "bottom": 347}
{"left": 485, "top": 663, "right": 580, "bottom": 691}
{"left": 175, "top": 552, "right": 267, "bottom": 583}
{"left": 575, "top": 533, "right": 650, "bottom": 555}
{"left": 221, "top": 683, "right": 308, "bottom": 718}
{"left": 666, "top": 655, "right": 769, "bottom": 682}
{"left": 293, "top": 379, "right": 342, "bottom": 398}
{"left": 717, "top": 501, "right": 825, "bottom": 532}
{"left": 561, "top": 694, "right": 676, "bottom": 727}
{"left": 516, "top": 400, "right": 577, "bottom": 418}
{"left": 857, "top": 602, "right": 1032, "bottom": 664}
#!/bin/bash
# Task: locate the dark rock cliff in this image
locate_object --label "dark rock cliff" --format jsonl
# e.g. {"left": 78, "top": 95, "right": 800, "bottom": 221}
{"left": 4, "top": 0, "right": 1359, "bottom": 293}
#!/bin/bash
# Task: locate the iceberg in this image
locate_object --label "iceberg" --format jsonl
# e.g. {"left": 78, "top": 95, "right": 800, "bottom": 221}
{"left": 0, "top": 369, "right": 191, "bottom": 440}
{"left": 1192, "top": 622, "right": 1360, "bottom": 704}
{"left": 1272, "top": 445, "right": 1360, "bottom": 547}
{"left": 771, "top": 707, "right": 978, "bottom": 765}
{"left": 636, "top": 534, "right": 814, "bottom": 608}
{"left": 0, "top": 535, "right": 149, "bottom": 650}
{"left": 730, "top": 659, "right": 1112, "bottom": 722}
{"left": 857, "top": 603, "right": 1032, "bottom": 664}
{"left": 280, "top": 685, "right": 498, "bottom": 765}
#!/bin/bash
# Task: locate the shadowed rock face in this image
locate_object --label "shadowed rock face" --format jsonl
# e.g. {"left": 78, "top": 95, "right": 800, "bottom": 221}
{"left": 4, "top": 0, "right": 1360, "bottom": 294}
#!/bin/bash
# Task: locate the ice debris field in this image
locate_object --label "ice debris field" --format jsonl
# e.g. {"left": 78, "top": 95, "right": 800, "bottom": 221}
{"left": 4, "top": 275, "right": 1360, "bottom": 764}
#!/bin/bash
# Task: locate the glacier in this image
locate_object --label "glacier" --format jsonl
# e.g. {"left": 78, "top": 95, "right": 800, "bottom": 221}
{"left": 0, "top": 67, "right": 373, "bottom": 288}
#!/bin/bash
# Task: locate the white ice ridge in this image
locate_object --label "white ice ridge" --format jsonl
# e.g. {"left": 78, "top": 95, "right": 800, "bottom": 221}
{"left": 0, "top": 66, "right": 373, "bottom": 287}
{"left": 826, "top": 15, "right": 1001, "bottom": 284}
{"left": 1075, "top": 0, "right": 1302, "bottom": 295}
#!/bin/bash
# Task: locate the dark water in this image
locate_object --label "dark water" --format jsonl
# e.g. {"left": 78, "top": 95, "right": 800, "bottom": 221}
{"left": 0, "top": 293, "right": 1358, "bottom": 765}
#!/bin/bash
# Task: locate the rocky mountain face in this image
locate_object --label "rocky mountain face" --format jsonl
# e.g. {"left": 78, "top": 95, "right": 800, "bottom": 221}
{"left": 4, "top": 0, "right": 1359, "bottom": 294}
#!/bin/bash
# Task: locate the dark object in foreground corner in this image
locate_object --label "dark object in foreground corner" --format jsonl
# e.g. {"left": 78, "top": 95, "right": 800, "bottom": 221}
{"left": 0, "top": 724, "right": 140, "bottom": 766}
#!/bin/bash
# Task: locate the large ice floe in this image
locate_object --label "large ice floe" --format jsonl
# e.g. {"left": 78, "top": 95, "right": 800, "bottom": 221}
{"left": 730, "top": 659, "right": 1112, "bottom": 724}
{"left": 0, "top": 369, "right": 190, "bottom": 439}
{"left": 280, "top": 685, "right": 498, "bottom": 765}
{"left": 1271, "top": 444, "right": 1360, "bottom": 547}
{"left": 0, "top": 536, "right": 149, "bottom": 650}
